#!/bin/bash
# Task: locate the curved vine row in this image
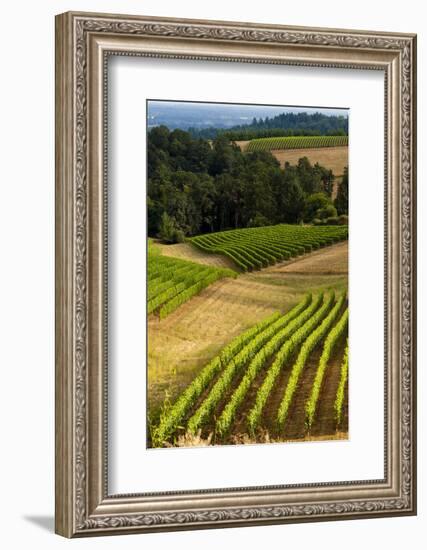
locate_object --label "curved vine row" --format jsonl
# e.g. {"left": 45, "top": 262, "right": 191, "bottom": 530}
{"left": 305, "top": 308, "right": 349, "bottom": 429}
{"left": 246, "top": 292, "right": 332, "bottom": 436}
{"left": 148, "top": 243, "right": 236, "bottom": 317}
{"left": 216, "top": 294, "right": 312, "bottom": 436}
{"left": 191, "top": 224, "right": 348, "bottom": 272}
{"left": 276, "top": 293, "right": 346, "bottom": 430}
{"left": 186, "top": 305, "right": 311, "bottom": 435}
{"left": 151, "top": 311, "right": 281, "bottom": 446}
{"left": 334, "top": 341, "right": 349, "bottom": 427}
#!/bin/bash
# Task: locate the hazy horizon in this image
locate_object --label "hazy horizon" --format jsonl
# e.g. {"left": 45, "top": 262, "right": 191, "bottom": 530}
{"left": 147, "top": 99, "right": 349, "bottom": 131}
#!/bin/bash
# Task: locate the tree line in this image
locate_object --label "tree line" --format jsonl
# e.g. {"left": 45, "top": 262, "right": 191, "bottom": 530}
{"left": 148, "top": 126, "right": 348, "bottom": 243}
{"left": 188, "top": 111, "right": 348, "bottom": 141}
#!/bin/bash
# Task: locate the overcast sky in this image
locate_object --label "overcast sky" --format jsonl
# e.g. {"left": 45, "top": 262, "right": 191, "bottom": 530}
{"left": 147, "top": 100, "right": 348, "bottom": 130}
{"left": 148, "top": 100, "right": 349, "bottom": 118}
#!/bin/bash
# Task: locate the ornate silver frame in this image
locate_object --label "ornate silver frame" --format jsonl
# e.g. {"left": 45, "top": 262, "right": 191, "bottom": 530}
{"left": 55, "top": 11, "right": 417, "bottom": 537}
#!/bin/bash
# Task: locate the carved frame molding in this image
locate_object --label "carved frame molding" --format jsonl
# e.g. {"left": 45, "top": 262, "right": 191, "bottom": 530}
{"left": 55, "top": 11, "right": 416, "bottom": 537}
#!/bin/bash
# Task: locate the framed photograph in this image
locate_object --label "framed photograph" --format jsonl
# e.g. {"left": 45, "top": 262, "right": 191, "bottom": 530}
{"left": 55, "top": 11, "right": 417, "bottom": 537}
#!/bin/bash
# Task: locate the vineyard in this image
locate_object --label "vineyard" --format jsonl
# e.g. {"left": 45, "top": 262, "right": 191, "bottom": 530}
{"left": 148, "top": 242, "right": 236, "bottom": 318}
{"left": 190, "top": 224, "right": 348, "bottom": 272}
{"left": 151, "top": 292, "right": 348, "bottom": 447}
{"left": 245, "top": 135, "right": 348, "bottom": 152}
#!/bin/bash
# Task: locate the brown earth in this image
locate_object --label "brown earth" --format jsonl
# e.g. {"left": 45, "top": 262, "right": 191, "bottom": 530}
{"left": 310, "top": 334, "right": 348, "bottom": 437}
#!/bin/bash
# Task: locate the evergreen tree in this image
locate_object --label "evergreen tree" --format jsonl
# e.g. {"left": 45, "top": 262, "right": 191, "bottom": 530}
{"left": 335, "top": 167, "right": 349, "bottom": 215}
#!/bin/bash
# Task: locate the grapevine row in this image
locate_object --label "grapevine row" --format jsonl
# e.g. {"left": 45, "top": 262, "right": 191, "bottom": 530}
{"left": 246, "top": 292, "right": 331, "bottom": 435}
{"left": 276, "top": 293, "right": 346, "bottom": 429}
{"left": 151, "top": 312, "right": 281, "bottom": 446}
{"left": 305, "top": 308, "right": 349, "bottom": 429}
{"left": 147, "top": 243, "right": 236, "bottom": 317}
{"left": 216, "top": 294, "right": 312, "bottom": 436}
{"left": 334, "top": 341, "right": 349, "bottom": 426}
{"left": 159, "top": 271, "right": 226, "bottom": 319}
{"left": 246, "top": 135, "right": 348, "bottom": 152}
{"left": 191, "top": 224, "right": 348, "bottom": 271}
{"left": 186, "top": 305, "right": 311, "bottom": 435}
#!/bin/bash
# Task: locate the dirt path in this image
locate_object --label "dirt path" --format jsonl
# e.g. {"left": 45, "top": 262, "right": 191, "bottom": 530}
{"left": 155, "top": 241, "right": 236, "bottom": 270}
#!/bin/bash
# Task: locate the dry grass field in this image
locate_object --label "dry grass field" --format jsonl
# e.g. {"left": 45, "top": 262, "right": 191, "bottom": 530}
{"left": 263, "top": 241, "right": 348, "bottom": 276}
{"left": 235, "top": 142, "right": 348, "bottom": 200}
{"left": 155, "top": 240, "right": 236, "bottom": 269}
{"left": 272, "top": 146, "right": 347, "bottom": 176}
{"left": 236, "top": 141, "right": 348, "bottom": 176}
{"left": 147, "top": 241, "right": 348, "bottom": 442}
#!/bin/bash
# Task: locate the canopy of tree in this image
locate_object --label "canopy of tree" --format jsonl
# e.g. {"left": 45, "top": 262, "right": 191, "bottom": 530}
{"left": 148, "top": 126, "right": 348, "bottom": 241}
{"left": 334, "top": 166, "right": 349, "bottom": 215}
{"left": 187, "top": 111, "right": 348, "bottom": 141}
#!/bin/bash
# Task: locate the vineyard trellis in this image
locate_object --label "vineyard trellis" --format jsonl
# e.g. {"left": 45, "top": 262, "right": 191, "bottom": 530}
{"left": 246, "top": 135, "right": 348, "bottom": 152}
{"left": 191, "top": 224, "right": 348, "bottom": 272}
{"left": 305, "top": 308, "right": 349, "bottom": 429}
{"left": 151, "top": 292, "right": 349, "bottom": 447}
{"left": 276, "top": 293, "right": 346, "bottom": 430}
{"left": 148, "top": 245, "right": 236, "bottom": 318}
{"left": 334, "top": 341, "right": 349, "bottom": 427}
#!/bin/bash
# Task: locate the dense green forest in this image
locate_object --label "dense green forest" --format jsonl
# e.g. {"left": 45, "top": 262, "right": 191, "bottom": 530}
{"left": 148, "top": 126, "right": 348, "bottom": 243}
{"left": 188, "top": 111, "right": 348, "bottom": 141}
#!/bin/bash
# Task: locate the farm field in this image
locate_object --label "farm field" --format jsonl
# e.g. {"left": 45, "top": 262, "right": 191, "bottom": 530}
{"left": 147, "top": 241, "right": 236, "bottom": 318}
{"left": 147, "top": 240, "right": 348, "bottom": 447}
{"left": 263, "top": 240, "right": 348, "bottom": 275}
{"left": 244, "top": 135, "right": 348, "bottom": 152}
{"left": 150, "top": 290, "right": 348, "bottom": 447}
{"left": 154, "top": 240, "right": 236, "bottom": 269}
{"left": 146, "top": 100, "right": 349, "bottom": 449}
{"left": 272, "top": 147, "right": 348, "bottom": 180}
{"left": 191, "top": 224, "right": 348, "bottom": 272}
{"left": 236, "top": 141, "right": 348, "bottom": 179}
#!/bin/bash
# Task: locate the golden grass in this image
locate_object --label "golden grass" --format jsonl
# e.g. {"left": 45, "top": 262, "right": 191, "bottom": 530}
{"left": 154, "top": 240, "right": 236, "bottom": 269}
{"left": 235, "top": 142, "right": 348, "bottom": 178}
{"left": 264, "top": 241, "right": 348, "bottom": 275}
{"left": 171, "top": 430, "right": 348, "bottom": 447}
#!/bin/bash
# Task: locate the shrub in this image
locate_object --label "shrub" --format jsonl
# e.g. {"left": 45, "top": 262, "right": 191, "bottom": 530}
{"left": 159, "top": 212, "right": 185, "bottom": 243}
{"left": 247, "top": 213, "right": 271, "bottom": 228}
{"left": 304, "top": 192, "right": 333, "bottom": 222}
{"left": 317, "top": 204, "right": 337, "bottom": 220}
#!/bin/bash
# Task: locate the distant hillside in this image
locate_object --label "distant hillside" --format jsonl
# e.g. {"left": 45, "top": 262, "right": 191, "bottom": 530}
{"left": 189, "top": 111, "right": 348, "bottom": 140}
